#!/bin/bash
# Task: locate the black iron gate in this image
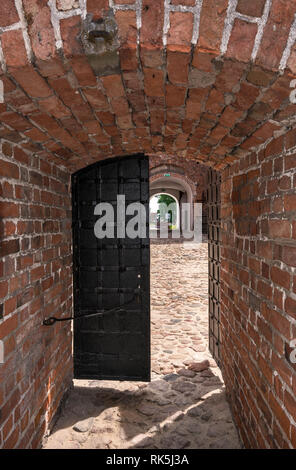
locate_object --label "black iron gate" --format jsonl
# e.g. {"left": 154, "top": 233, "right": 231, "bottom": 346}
{"left": 72, "top": 154, "right": 150, "bottom": 381}
{"left": 207, "top": 168, "right": 221, "bottom": 365}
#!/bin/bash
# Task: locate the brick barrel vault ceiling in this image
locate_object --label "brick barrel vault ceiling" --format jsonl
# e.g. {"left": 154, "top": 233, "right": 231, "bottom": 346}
{"left": 1, "top": 1, "right": 296, "bottom": 172}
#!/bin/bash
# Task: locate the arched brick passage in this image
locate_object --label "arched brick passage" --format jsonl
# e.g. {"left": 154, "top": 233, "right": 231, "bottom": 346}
{"left": 149, "top": 159, "right": 208, "bottom": 231}
{"left": 0, "top": 0, "right": 295, "bottom": 450}
{"left": 150, "top": 171, "right": 197, "bottom": 232}
{"left": 150, "top": 167, "right": 197, "bottom": 199}
{"left": 0, "top": 0, "right": 295, "bottom": 172}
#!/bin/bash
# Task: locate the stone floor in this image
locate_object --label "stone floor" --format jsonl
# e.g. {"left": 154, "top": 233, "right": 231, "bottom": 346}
{"left": 43, "top": 242, "right": 241, "bottom": 449}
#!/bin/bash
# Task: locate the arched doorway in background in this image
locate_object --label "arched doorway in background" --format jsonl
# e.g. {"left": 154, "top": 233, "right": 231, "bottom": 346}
{"left": 149, "top": 192, "right": 180, "bottom": 232}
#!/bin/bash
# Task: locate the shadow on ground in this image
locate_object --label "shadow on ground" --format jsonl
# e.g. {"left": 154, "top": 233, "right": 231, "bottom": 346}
{"left": 43, "top": 243, "right": 241, "bottom": 449}
{"left": 45, "top": 368, "right": 241, "bottom": 449}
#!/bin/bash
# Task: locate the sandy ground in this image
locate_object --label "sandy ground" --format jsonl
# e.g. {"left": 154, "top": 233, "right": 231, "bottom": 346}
{"left": 43, "top": 242, "right": 241, "bottom": 449}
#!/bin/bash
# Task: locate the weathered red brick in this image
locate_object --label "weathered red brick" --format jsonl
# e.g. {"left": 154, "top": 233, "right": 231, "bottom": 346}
{"left": 234, "top": 83, "right": 260, "bottom": 111}
{"left": 24, "top": 128, "right": 48, "bottom": 142}
{"left": 38, "top": 95, "right": 71, "bottom": 119}
{"left": 270, "top": 266, "right": 291, "bottom": 290}
{"left": 268, "top": 219, "right": 291, "bottom": 239}
{"left": 192, "top": 49, "right": 217, "bottom": 72}
{"left": 87, "top": 0, "right": 109, "bottom": 20}
{"left": 23, "top": 0, "right": 56, "bottom": 61}
{"left": 252, "top": 122, "right": 279, "bottom": 142}
{"left": 36, "top": 57, "right": 65, "bottom": 79}
{"left": 0, "top": 159, "right": 19, "bottom": 179}
{"left": 264, "top": 135, "right": 284, "bottom": 157}
{"left": 140, "top": 45, "right": 163, "bottom": 69}
{"left": 285, "top": 129, "right": 296, "bottom": 150}
{"left": 283, "top": 194, "right": 296, "bottom": 212}
{"left": 216, "top": 60, "right": 246, "bottom": 92}
{"left": 167, "top": 46, "right": 190, "bottom": 85}
{"left": 198, "top": 0, "right": 228, "bottom": 52}
{"left": 205, "top": 88, "right": 225, "bottom": 114}
{"left": 115, "top": 10, "right": 137, "bottom": 45}
{"left": 10, "top": 66, "right": 52, "bottom": 98}
{"left": 60, "top": 16, "right": 83, "bottom": 56}
{"left": 70, "top": 56, "right": 97, "bottom": 87}
{"left": 285, "top": 154, "right": 296, "bottom": 171}
{"left": 284, "top": 387, "right": 296, "bottom": 418}
{"left": 141, "top": 0, "right": 164, "bottom": 45}
{"left": 0, "top": 199, "right": 20, "bottom": 218}
{"left": 257, "top": 0, "right": 296, "bottom": 70}
{"left": 0, "top": 1, "right": 19, "bottom": 27}
{"left": 48, "top": 77, "right": 80, "bottom": 107}
{"left": 1, "top": 30, "right": 28, "bottom": 68}
{"left": 281, "top": 246, "right": 296, "bottom": 267}
{"left": 171, "top": 0, "right": 195, "bottom": 4}
{"left": 168, "top": 12, "right": 193, "bottom": 46}
{"left": 220, "top": 106, "right": 244, "bottom": 128}
{"left": 0, "top": 239, "right": 20, "bottom": 257}
{"left": 143, "top": 68, "right": 164, "bottom": 97}
{"left": 166, "top": 84, "right": 187, "bottom": 107}
{"left": 101, "top": 74, "right": 125, "bottom": 98}
{"left": 226, "top": 19, "right": 258, "bottom": 63}
{"left": 236, "top": 0, "right": 266, "bottom": 17}
{"left": 0, "top": 111, "right": 31, "bottom": 132}
{"left": 120, "top": 45, "right": 138, "bottom": 71}
{"left": 83, "top": 88, "right": 109, "bottom": 110}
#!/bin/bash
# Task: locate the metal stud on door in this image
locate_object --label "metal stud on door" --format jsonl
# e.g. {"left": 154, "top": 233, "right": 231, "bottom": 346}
{"left": 207, "top": 168, "right": 221, "bottom": 366}
{"left": 72, "top": 154, "right": 150, "bottom": 381}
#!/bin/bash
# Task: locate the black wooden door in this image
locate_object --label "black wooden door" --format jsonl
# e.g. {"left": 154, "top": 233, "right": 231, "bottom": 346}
{"left": 72, "top": 154, "right": 150, "bottom": 381}
{"left": 207, "top": 168, "right": 221, "bottom": 366}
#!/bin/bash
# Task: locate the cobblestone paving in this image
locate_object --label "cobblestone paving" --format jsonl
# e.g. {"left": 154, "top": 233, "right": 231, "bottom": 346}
{"left": 43, "top": 242, "right": 241, "bottom": 449}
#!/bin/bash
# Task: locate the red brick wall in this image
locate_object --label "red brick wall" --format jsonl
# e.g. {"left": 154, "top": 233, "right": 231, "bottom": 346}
{"left": 0, "top": 141, "right": 73, "bottom": 449}
{"left": 0, "top": 0, "right": 296, "bottom": 450}
{"left": 0, "top": 136, "right": 295, "bottom": 448}
{"left": 0, "top": 1, "right": 295, "bottom": 174}
{"left": 220, "top": 132, "right": 296, "bottom": 448}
